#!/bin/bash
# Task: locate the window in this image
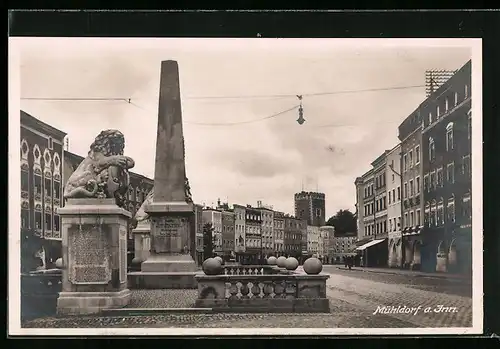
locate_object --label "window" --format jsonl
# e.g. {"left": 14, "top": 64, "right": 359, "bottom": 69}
{"left": 446, "top": 122, "right": 454, "bottom": 151}
{"left": 389, "top": 219, "right": 393, "bottom": 232}
{"left": 409, "top": 180, "right": 414, "bottom": 196}
{"left": 34, "top": 175, "right": 42, "bottom": 195}
{"left": 392, "top": 189, "right": 396, "bottom": 203}
{"left": 437, "top": 199, "right": 444, "bottom": 225}
{"left": 44, "top": 177, "right": 52, "bottom": 197}
{"left": 430, "top": 171, "right": 436, "bottom": 190}
{"left": 21, "top": 210, "right": 30, "bottom": 229}
{"left": 315, "top": 208, "right": 321, "bottom": 217}
{"left": 462, "top": 192, "right": 472, "bottom": 219}
{"left": 404, "top": 182, "right": 408, "bottom": 198}
{"left": 424, "top": 175, "right": 429, "bottom": 192}
{"left": 437, "top": 105, "right": 440, "bottom": 117}
{"left": 388, "top": 191, "right": 392, "bottom": 204}
{"left": 415, "top": 145, "right": 420, "bottom": 164}
{"left": 416, "top": 209, "right": 421, "bottom": 226}
{"left": 392, "top": 174, "right": 395, "bottom": 182}
{"left": 48, "top": 137, "right": 53, "bottom": 150}
{"left": 404, "top": 154, "right": 408, "bottom": 171}
{"left": 445, "top": 97, "right": 449, "bottom": 111}
{"left": 383, "top": 221, "right": 387, "bottom": 233}
{"left": 21, "top": 171, "right": 29, "bottom": 192}
{"left": 397, "top": 217, "right": 401, "bottom": 228}
{"left": 454, "top": 91, "right": 458, "bottom": 106}
{"left": 437, "top": 168, "right": 443, "bottom": 187}
{"left": 45, "top": 213, "right": 52, "bottom": 230}
{"left": 428, "top": 112, "right": 432, "bottom": 125}
{"left": 462, "top": 155, "right": 471, "bottom": 178}
{"left": 447, "top": 197, "right": 455, "bottom": 222}
{"left": 410, "top": 211, "right": 414, "bottom": 226}
{"left": 404, "top": 213, "right": 408, "bottom": 228}
{"left": 447, "top": 163, "right": 455, "bottom": 184}
{"left": 465, "top": 84, "right": 468, "bottom": 98}
{"left": 416, "top": 177, "right": 421, "bottom": 194}
{"left": 424, "top": 203, "right": 431, "bottom": 227}
{"left": 53, "top": 181, "right": 61, "bottom": 200}
{"left": 429, "top": 137, "right": 435, "bottom": 161}
{"left": 397, "top": 187, "right": 401, "bottom": 200}
{"left": 409, "top": 150, "right": 413, "bottom": 167}
{"left": 430, "top": 201, "right": 436, "bottom": 226}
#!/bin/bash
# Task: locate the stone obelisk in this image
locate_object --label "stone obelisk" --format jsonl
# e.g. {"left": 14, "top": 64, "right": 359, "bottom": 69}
{"left": 140, "top": 60, "right": 196, "bottom": 274}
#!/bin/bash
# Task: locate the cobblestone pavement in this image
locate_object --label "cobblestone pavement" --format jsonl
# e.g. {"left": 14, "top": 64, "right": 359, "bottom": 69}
{"left": 22, "top": 266, "right": 473, "bottom": 329}
{"left": 322, "top": 266, "right": 472, "bottom": 298}
{"left": 127, "top": 289, "right": 198, "bottom": 308}
{"left": 323, "top": 267, "right": 473, "bottom": 328}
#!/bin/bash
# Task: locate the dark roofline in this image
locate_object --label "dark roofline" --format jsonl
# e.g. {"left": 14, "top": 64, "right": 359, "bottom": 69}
{"left": 398, "top": 60, "right": 471, "bottom": 139}
{"left": 21, "top": 110, "right": 67, "bottom": 140}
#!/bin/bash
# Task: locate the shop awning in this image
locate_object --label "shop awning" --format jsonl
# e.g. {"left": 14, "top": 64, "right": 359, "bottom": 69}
{"left": 355, "top": 238, "right": 386, "bottom": 251}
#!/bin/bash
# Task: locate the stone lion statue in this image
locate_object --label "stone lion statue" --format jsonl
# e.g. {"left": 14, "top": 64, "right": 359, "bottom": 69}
{"left": 63, "top": 129, "right": 135, "bottom": 207}
{"left": 130, "top": 177, "right": 193, "bottom": 229}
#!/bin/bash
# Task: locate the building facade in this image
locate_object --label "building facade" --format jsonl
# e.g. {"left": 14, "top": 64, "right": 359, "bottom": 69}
{"left": 273, "top": 211, "right": 285, "bottom": 256}
{"left": 306, "top": 225, "right": 321, "bottom": 257}
{"left": 359, "top": 169, "right": 374, "bottom": 240}
{"left": 202, "top": 208, "right": 223, "bottom": 255}
{"left": 421, "top": 61, "right": 472, "bottom": 274}
{"left": 386, "top": 144, "right": 403, "bottom": 267}
{"left": 319, "top": 225, "right": 335, "bottom": 263}
{"left": 283, "top": 215, "right": 305, "bottom": 259}
{"left": 194, "top": 204, "right": 204, "bottom": 265}
{"left": 244, "top": 206, "right": 262, "bottom": 263}
{"left": 398, "top": 103, "right": 425, "bottom": 270}
{"left": 221, "top": 210, "right": 235, "bottom": 258}
{"left": 20, "top": 111, "right": 67, "bottom": 271}
{"left": 233, "top": 204, "right": 246, "bottom": 259}
{"left": 258, "top": 206, "right": 275, "bottom": 258}
{"left": 354, "top": 177, "right": 365, "bottom": 241}
{"left": 331, "top": 234, "right": 358, "bottom": 263}
{"left": 294, "top": 191, "right": 326, "bottom": 227}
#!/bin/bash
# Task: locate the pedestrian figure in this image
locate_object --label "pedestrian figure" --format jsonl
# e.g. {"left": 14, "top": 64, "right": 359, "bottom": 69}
{"left": 348, "top": 256, "right": 353, "bottom": 270}
{"left": 344, "top": 256, "right": 347, "bottom": 268}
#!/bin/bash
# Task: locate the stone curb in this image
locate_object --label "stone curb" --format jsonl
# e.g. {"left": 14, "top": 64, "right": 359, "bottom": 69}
{"left": 335, "top": 267, "right": 470, "bottom": 281}
{"left": 100, "top": 308, "right": 214, "bottom": 316}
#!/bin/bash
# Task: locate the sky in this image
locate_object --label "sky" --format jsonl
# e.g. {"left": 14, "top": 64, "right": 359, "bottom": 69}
{"left": 17, "top": 38, "right": 472, "bottom": 218}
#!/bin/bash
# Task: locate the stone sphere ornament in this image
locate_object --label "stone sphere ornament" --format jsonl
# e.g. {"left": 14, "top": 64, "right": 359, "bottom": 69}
{"left": 303, "top": 257, "right": 323, "bottom": 275}
{"left": 203, "top": 257, "right": 223, "bottom": 275}
{"left": 267, "top": 256, "right": 277, "bottom": 265}
{"left": 285, "top": 257, "right": 299, "bottom": 271}
{"left": 276, "top": 256, "right": 287, "bottom": 268}
{"left": 55, "top": 258, "right": 64, "bottom": 269}
{"left": 214, "top": 256, "right": 224, "bottom": 266}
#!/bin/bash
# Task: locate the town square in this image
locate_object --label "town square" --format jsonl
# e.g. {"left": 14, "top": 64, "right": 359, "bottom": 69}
{"left": 10, "top": 37, "right": 479, "bottom": 333}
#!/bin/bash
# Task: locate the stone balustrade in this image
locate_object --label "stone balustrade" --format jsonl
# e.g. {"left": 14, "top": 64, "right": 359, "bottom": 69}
{"left": 195, "top": 257, "right": 329, "bottom": 313}
{"left": 222, "top": 265, "right": 281, "bottom": 276}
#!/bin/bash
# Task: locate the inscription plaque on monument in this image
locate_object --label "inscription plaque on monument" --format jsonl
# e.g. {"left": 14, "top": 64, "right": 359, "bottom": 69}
{"left": 68, "top": 224, "right": 111, "bottom": 284}
{"left": 152, "top": 217, "right": 186, "bottom": 253}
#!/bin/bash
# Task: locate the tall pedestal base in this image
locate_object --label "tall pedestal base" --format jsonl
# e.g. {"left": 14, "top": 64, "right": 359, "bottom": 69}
{"left": 56, "top": 199, "right": 132, "bottom": 315}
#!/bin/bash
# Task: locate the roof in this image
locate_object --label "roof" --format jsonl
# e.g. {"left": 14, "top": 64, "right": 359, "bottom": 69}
{"left": 21, "top": 110, "right": 67, "bottom": 140}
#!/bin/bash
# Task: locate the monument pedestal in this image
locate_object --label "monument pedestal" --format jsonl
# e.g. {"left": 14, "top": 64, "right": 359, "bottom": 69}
{"left": 127, "top": 201, "right": 198, "bottom": 289}
{"left": 132, "top": 220, "right": 151, "bottom": 264}
{"left": 56, "top": 198, "right": 132, "bottom": 315}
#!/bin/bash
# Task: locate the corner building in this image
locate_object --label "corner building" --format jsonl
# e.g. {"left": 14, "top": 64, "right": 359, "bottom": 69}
{"left": 421, "top": 61, "right": 472, "bottom": 274}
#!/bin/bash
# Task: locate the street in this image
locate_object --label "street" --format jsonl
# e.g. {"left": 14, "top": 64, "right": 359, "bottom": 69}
{"left": 23, "top": 267, "right": 473, "bottom": 329}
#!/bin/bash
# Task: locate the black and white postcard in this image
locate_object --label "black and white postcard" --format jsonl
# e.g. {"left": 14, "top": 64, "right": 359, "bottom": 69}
{"left": 8, "top": 37, "right": 483, "bottom": 335}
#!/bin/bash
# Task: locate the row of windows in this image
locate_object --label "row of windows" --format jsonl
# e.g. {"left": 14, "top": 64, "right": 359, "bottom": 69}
{"left": 375, "top": 173, "right": 386, "bottom": 189}
{"left": 363, "top": 221, "right": 388, "bottom": 236}
{"left": 423, "top": 156, "right": 471, "bottom": 191}
{"left": 364, "top": 183, "right": 374, "bottom": 198}
{"left": 363, "top": 195, "right": 388, "bottom": 216}
{"left": 403, "top": 210, "right": 422, "bottom": 228}
{"left": 428, "top": 115, "right": 472, "bottom": 162}
{"left": 21, "top": 170, "right": 62, "bottom": 200}
{"left": 388, "top": 186, "right": 402, "bottom": 204}
{"left": 404, "top": 177, "right": 421, "bottom": 199}
{"left": 21, "top": 209, "right": 61, "bottom": 233}
{"left": 426, "top": 85, "right": 469, "bottom": 128}
{"left": 424, "top": 193, "right": 472, "bottom": 225}
{"left": 403, "top": 145, "right": 421, "bottom": 172}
